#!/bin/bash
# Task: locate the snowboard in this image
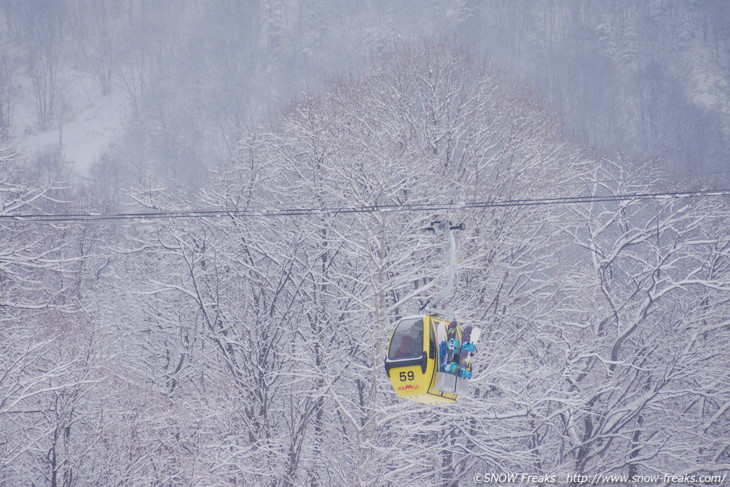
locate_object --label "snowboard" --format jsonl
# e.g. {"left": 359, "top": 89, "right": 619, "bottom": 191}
{"left": 443, "top": 321, "right": 461, "bottom": 374}
{"left": 458, "top": 327, "right": 480, "bottom": 379}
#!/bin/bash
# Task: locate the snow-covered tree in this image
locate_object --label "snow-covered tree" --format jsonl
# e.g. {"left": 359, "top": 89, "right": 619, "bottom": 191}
{"left": 2, "top": 29, "right": 729, "bottom": 485}
{"left": 0, "top": 139, "right": 108, "bottom": 485}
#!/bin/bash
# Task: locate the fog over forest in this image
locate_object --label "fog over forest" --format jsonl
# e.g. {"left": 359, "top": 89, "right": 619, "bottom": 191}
{"left": 1, "top": 1, "right": 729, "bottom": 486}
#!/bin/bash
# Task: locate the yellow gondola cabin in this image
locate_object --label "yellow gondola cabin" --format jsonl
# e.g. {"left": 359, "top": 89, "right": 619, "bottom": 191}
{"left": 384, "top": 314, "right": 468, "bottom": 404}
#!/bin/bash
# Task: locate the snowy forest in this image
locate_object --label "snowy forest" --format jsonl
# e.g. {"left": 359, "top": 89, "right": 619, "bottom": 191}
{"left": 1, "top": 1, "right": 729, "bottom": 486}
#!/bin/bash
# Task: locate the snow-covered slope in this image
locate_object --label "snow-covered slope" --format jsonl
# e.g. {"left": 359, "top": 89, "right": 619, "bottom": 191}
{"left": 14, "top": 71, "right": 129, "bottom": 176}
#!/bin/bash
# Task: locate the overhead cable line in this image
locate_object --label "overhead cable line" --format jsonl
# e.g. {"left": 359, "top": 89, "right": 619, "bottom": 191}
{"left": 1, "top": 188, "right": 729, "bottom": 225}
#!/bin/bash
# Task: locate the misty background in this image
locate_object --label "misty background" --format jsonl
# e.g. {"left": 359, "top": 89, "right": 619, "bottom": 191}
{"left": 2, "top": 0, "right": 729, "bottom": 190}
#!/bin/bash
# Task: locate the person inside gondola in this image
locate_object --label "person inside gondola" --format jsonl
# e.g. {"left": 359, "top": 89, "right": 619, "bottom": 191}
{"left": 394, "top": 335, "right": 415, "bottom": 358}
{"left": 388, "top": 317, "right": 424, "bottom": 360}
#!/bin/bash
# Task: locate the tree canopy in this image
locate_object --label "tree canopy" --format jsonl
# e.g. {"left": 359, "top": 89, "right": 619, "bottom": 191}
{"left": 1, "top": 41, "right": 729, "bottom": 487}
